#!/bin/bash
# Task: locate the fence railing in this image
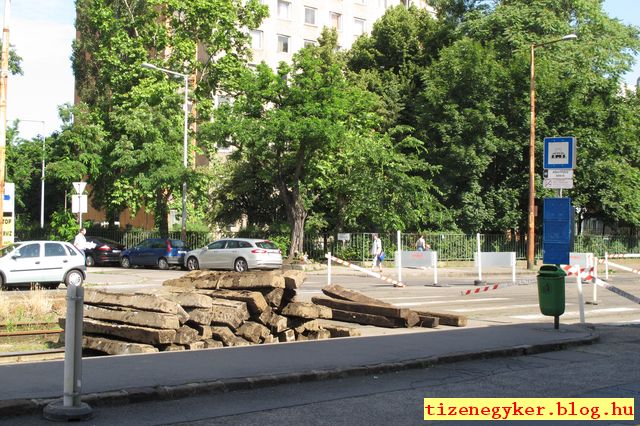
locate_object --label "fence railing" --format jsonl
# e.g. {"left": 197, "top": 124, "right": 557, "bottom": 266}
{"left": 14, "top": 228, "right": 639, "bottom": 262}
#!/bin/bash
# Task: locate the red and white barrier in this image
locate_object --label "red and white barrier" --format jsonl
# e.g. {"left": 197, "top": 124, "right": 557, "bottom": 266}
{"left": 594, "top": 277, "right": 640, "bottom": 305}
{"left": 603, "top": 252, "right": 640, "bottom": 280}
{"left": 325, "top": 253, "right": 407, "bottom": 288}
{"left": 561, "top": 265, "right": 595, "bottom": 281}
{"left": 460, "top": 278, "right": 537, "bottom": 296}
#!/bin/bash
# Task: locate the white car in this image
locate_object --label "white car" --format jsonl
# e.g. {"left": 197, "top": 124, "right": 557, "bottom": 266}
{"left": 184, "top": 238, "right": 283, "bottom": 272}
{"left": 0, "top": 241, "right": 86, "bottom": 290}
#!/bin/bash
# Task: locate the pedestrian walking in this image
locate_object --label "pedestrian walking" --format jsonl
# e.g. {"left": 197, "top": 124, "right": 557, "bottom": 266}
{"left": 370, "top": 233, "right": 383, "bottom": 272}
{"left": 416, "top": 235, "right": 431, "bottom": 251}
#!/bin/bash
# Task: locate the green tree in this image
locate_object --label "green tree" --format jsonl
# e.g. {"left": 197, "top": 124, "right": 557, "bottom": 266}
{"left": 72, "top": 0, "right": 268, "bottom": 234}
{"left": 200, "top": 30, "right": 445, "bottom": 255}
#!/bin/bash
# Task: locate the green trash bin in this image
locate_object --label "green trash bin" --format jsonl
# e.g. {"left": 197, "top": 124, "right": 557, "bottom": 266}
{"left": 537, "top": 265, "right": 567, "bottom": 328}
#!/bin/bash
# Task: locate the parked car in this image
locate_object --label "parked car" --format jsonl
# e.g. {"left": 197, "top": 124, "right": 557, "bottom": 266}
{"left": 84, "top": 236, "right": 126, "bottom": 267}
{"left": 184, "top": 238, "right": 283, "bottom": 272}
{"left": 0, "top": 241, "right": 86, "bottom": 290}
{"left": 119, "top": 238, "right": 189, "bottom": 270}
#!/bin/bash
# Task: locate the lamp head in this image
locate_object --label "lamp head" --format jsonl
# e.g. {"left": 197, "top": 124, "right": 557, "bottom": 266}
{"left": 561, "top": 34, "right": 578, "bottom": 41}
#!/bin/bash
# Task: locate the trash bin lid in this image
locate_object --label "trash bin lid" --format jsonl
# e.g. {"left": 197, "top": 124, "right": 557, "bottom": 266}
{"left": 538, "top": 264, "right": 567, "bottom": 277}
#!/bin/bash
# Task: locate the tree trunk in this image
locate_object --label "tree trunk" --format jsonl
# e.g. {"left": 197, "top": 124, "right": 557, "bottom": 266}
{"left": 156, "top": 188, "right": 169, "bottom": 238}
{"left": 289, "top": 197, "right": 307, "bottom": 257}
{"left": 279, "top": 186, "right": 307, "bottom": 258}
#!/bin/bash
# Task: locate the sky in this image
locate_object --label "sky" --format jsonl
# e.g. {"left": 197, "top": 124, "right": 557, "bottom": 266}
{"left": 1, "top": 1, "right": 639, "bottom": 140}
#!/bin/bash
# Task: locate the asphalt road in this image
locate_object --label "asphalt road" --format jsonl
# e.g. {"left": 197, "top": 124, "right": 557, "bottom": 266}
{"left": 3, "top": 323, "right": 638, "bottom": 425}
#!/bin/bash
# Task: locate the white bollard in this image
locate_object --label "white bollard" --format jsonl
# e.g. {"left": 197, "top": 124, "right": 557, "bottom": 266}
{"left": 591, "top": 257, "right": 598, "bottom": 304}
{"left": 433, "top": 251, "right": 438, "bottom": 286}
{"left": 327, "top": 251, "right": 332, "bottom": 286}
{"left": 605, "top": 252, "right": 609, "bottom": 280}
{"left": 397, "top": 231, "right": 402, "bottom": 284}
{"left": 576, "top": 267, "right": 585, "bottom": 324}
{"left": 511, "top": 252, "right": 516, "bottom": 284}
{"left": 476, "top": 233, "right": 482, "bottom": 284}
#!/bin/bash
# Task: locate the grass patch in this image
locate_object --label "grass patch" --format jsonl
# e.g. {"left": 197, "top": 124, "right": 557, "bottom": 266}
{"left": 0, "top": 289, "right": 65, "bottom": 330}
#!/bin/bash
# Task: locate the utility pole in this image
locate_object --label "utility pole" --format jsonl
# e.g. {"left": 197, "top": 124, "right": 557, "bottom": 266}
{"left": 0, "top": 0, "right": 11, "bottom": 246}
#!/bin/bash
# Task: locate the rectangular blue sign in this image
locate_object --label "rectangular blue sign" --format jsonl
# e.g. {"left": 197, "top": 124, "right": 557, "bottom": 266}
{"left": 543, "top": 137, "right": 576, "bottom": 169}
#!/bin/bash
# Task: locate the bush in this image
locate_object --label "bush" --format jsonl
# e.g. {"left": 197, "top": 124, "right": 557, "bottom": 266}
{"left": 50, "top": 210, "right": 79, "bottom": 242}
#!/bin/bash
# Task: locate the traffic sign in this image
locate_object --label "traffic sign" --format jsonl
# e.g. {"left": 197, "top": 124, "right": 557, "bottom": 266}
{"left": 72, "top": 194, "right": 88, "bottom": 213}
{"left": 543, "top": 178, "right": 573, "bottom": 189}
{"left": 3, "top": 182, "right": 14, "bottom": 213}
{"left": 544, "top": 169, "right": 573, "bottom": 179}
{"left": 72, "top": 182, "right": 87, "bottom": 194}
{"left": 543, "top": 137, "right": 576, "bottom": 169}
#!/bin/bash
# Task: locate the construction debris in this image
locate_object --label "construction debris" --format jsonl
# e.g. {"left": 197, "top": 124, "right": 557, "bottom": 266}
{"left": 66, "top": 272, "right": 466, "bottom": 356}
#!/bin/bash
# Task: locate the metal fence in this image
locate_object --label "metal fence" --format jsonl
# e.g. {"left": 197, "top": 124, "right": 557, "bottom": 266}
{"left": 14, "top": 228, "right": 640, "bottom": 262}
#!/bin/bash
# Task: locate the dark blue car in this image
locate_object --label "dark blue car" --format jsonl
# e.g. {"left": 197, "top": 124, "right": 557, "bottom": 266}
{"left": 120, "top": 238, "right": 189, "bottom": 270}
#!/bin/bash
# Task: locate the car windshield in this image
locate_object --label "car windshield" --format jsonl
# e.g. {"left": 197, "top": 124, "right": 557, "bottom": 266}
{"left": 255, "top": 241, "right": 278, "bottom": 250}
{"left": 170, "top": 240, "right": 186, "bottom": 248}
{"left": 0, "top": 244, "right": 19, "bottom": 257}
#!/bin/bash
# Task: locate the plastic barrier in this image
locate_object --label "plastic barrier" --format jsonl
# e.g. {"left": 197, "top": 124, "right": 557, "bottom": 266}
{"left": 325, "top": 253, "right": 407, "bottom": 288}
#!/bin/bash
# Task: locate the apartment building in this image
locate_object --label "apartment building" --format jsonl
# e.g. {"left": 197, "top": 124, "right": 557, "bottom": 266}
{"left": 249, "top": 0, "right": 432, "bottom": 70}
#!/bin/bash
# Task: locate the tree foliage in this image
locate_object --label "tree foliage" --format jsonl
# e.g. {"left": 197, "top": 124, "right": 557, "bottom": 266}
{"left": 200, "top": 29, "right": 445, "bottom": 254}
{"left": 71, "top": 0, "right": 268, "bottom": 234}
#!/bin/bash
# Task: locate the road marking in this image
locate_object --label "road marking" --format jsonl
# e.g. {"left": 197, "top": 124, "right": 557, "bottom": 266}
{"left": 393, "top": 298, "right": 511, "bottom": 307}
{"left": 384, "top": 296, "right": 448, "bottom": 300}
{"left": 511, "top": 307, "right": 638, "bottom": 320}
{"left": 450, "top": 303, "right": 546, "bottom": 312}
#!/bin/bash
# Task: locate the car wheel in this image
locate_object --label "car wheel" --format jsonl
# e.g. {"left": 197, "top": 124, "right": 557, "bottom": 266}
{"left": 0, "top": 276, "right": 5, "bottom": 291}
{"left": 158, "top": 258, "right": 169, "bottom": 270}
{"left": 234, "top": 258, "right": 249, "bottom": 272}
{"left": 65, "top": 270, "right": 84, "bottom": 287}
{"left": 186, "top": 257, "right": 199, "bottom": 271}
{"left": 121, "top": 257, "right": 131, "bottom": 268}
{"left": 85, "top": 255, "right": 95, "bottom": 267}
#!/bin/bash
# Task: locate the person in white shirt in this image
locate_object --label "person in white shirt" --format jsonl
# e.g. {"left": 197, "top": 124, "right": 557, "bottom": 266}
{"left": 370, "top": 233, "right": 383, "bottom": 272}
{"left": 73, "top": 228, "right": 87, "bottom": 252}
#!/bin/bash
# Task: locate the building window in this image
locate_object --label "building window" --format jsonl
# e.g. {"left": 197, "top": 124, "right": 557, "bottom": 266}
{"left": 304, "top": 39, "right": 317, "bottom": 48}
{"left": 330, "top": 12, "right": 342, "bottom": 31}
{"left": 304, "top": 7, "right": 317, "bottom": 25}
{"left": 378, "top": 0, "right": 388, "bottom": 7}
{"left": 250, "top": 30, "right": 263, "bottom": 50}
{"left": 277, "top": 0, "right": 291, "bottom": 19}
{"left": 353, "top": 18, "right": 366, "bottom": 36}
{"left": 278, "top": 34, "right": 290, "bottom": 53}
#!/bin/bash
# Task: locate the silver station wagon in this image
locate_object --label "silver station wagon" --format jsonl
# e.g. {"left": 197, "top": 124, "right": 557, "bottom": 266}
{"left": 184, "top": 238, "right": 283, "bottom": 272}
{"left": 0, "top": 241, "right": 86, "bottom": 290}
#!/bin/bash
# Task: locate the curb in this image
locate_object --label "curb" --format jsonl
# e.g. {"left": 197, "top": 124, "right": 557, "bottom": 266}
{"left": 0, "top": 330, "right": 599, "bottom": 418}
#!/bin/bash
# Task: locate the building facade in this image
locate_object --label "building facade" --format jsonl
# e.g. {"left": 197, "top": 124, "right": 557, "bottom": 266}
{"left": 249, "top": 0, "right": 432, "bottom": 70}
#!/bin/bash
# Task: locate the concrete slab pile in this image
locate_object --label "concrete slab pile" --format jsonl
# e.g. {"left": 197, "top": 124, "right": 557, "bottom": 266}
{"left": 61, "top": 271, "right": 362, "bottom": 355}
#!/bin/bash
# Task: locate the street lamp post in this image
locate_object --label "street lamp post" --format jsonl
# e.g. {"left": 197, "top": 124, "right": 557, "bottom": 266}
{"left": 141, "top": 62, "right": 189, "bottom": 242}
{"left": 527, "top": 34, "right": 577, "bottom": 270}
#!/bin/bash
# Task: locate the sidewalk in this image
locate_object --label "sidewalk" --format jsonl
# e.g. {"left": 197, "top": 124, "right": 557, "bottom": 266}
{"left": 0, "top": 322, "right": 597, "bottom": 418}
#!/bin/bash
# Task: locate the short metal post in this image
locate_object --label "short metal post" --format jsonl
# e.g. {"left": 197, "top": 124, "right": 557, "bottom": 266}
{"left": 43, "top": 281, "right": 92, "bottom": 421}
{"left": 554, "top": 315, "right": 559, "bottom": 330}
{"left": 396, "top": 231, "right": 402, "bottom": 283}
